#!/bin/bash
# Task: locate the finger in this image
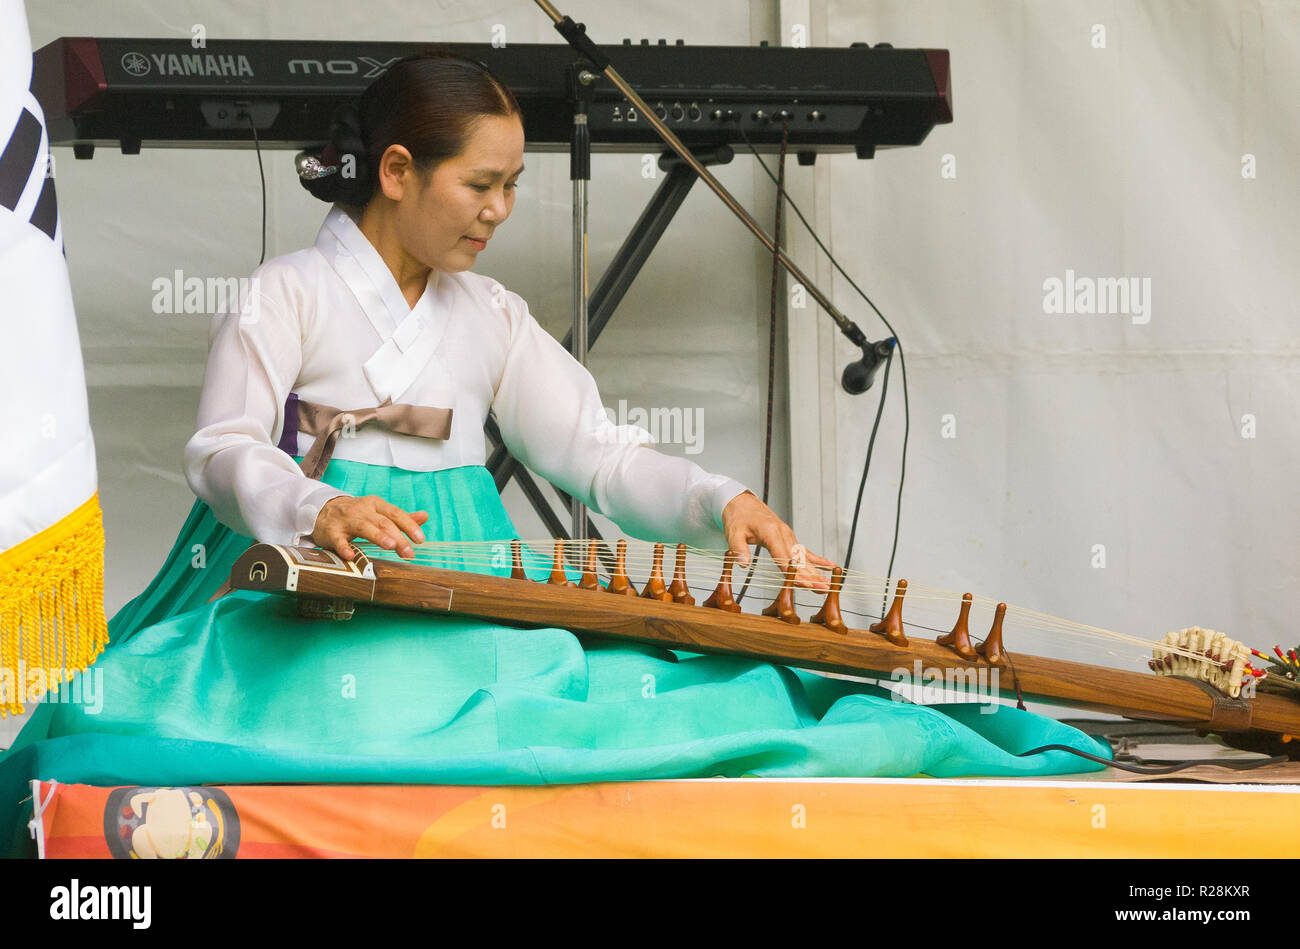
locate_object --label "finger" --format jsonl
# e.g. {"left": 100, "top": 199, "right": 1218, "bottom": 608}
{"left": 329, "top": 530, "right": 355, "bottom": 561}
{"left": 725, "top": 527, "right": 753, "bottom": 565}
{"left": 380, "top": 501, "right": 427, "bottom": 545}
{"left": 380, "top": 517, "right": 417, "bottom": 559}
{"left": 760, "top": 527, "right": 794, "bottom": 570}
{"left": 356, "top": 517, "right": 398, "bottom": 551}
{"left": 804, "top": 551, "right": 838, "bottom": 570}
{"left": 793, "top": 566, "right": 830, "bottom": 592}
{"left": 370, "top": 515, "right": 415, "bottom": 558}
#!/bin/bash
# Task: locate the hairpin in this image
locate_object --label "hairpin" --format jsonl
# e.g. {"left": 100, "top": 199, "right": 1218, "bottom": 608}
{"left": 295, "top": 152, "right": 339, "bottom": 180}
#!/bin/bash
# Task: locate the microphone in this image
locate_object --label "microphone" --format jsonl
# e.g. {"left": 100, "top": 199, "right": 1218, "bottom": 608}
{"left": 841, "top": 336, "right": 896, "bottom": 394}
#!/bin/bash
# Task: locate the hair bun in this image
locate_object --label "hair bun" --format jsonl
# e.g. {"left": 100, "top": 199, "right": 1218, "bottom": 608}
{"left": 297, "top": 102, "right": 373, "bottom": 205}
{"left": 331, "top": 103, "right": 362, "bottom": 135}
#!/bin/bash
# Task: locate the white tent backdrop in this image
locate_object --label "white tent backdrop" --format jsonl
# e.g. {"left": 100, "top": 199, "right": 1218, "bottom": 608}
{"left": 794, "top": 0, "right": 1298, "bottom": 667}
{"left": 6, "top": 0, "right": 1296, "bottom": 745}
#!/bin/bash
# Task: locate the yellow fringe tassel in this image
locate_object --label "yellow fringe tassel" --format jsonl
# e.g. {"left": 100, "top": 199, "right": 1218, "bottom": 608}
{"left": 0, "top": 493, "right": 108, "bottom": 718}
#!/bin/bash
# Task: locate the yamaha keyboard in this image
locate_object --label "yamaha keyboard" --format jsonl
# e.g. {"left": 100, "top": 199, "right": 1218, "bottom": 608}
{"left": 32, "top": 37, "right": 951, "bottom": 160}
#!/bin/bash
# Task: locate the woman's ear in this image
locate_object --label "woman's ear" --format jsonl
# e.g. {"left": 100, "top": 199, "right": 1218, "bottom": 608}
{"left": 376, "top": 144, "right": 416, "bottom": 202}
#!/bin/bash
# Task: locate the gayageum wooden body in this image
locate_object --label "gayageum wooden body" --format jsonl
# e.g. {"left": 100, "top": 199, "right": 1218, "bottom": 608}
{"left": 226, "top": 541, "right": 1300, "bottom": 740}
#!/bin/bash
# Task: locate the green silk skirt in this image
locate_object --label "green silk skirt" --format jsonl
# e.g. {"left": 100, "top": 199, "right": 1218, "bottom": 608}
{"left": 1, "top": 460, "right": 1109, "bottom": 856}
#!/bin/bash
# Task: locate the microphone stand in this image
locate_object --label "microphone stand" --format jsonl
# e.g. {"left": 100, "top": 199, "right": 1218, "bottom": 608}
{"left": 567, "top": 62, "right": 594, "bottom": 539}
{"left": 533, "top": 0, "right": 891, "bottom": 394}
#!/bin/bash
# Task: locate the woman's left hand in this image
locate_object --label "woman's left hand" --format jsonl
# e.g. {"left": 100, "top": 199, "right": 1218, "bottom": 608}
{"left": 720, "top": 490, "right": 837, "bottom": 592}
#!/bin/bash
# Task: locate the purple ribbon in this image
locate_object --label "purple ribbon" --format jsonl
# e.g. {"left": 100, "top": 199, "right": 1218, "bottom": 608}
{"left": 276, "top": 392, "right": 300, "bottom": 456}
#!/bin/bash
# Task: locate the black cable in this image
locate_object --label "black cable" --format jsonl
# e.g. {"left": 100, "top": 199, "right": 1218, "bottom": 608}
{"left": 999, "top": 648, "right": 1028, "bottom": 710}
{"left": 1016, "top": 743, "right": 1287, "bottom": 775}
{"left": 843, "top": 347, "right": 892, "bottom": 571}
{"left": 734, "top": 127, "right": 911, "bottom": 587}
{"left": 759, "top": 122, "right": 788, "bottom": 508}
{"left": 736, "top": 122, "right": 789, "bottom": 605}
{"left": 242, "top": 110, "right": 267, "bottom": 267}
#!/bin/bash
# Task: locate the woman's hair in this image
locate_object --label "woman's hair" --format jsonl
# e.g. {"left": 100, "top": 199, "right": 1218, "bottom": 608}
{"left": 299, "top": 49, "right": 522, "bottom": 206}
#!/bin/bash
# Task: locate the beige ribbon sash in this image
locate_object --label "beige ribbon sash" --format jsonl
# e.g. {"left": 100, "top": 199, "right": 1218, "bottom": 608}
{"left": 296, "top": 396, "right": 453, "bottom": 480}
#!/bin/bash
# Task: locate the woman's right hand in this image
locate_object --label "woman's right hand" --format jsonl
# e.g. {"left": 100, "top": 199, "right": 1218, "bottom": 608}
{"left": 310, "top": 495, "right": 429, "bottom": 561}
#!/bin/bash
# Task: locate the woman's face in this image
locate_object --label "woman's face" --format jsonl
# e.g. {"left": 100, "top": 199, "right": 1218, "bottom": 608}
{"left": 388, "top": 114, "right": 525, "bottom": 274}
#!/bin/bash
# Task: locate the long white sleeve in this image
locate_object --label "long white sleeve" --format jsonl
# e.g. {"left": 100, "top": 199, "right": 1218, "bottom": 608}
{"left": 490, "top": 291, "right": 749, "bottom": 548}
{"left": 183, "top": 262, "right": 349, "bottom": 545}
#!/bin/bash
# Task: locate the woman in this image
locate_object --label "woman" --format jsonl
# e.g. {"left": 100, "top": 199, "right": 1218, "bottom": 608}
{"left": 0, "top": 52, "right": 1105, "bottom": 857}
{"left": 188, "top": 52, "right": 830, "bottom": 588}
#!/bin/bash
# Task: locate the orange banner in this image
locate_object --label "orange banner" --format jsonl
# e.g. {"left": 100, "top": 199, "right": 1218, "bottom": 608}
{"left": 29, "top": 778, "right": 1300, "bottom": 858}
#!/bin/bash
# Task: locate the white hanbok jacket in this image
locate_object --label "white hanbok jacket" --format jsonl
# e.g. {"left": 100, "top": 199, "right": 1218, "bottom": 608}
{"left": 183, "top": 205, "right": 748, "bottom": 548}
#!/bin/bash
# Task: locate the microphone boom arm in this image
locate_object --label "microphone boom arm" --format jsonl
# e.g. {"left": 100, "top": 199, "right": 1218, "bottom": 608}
{"left": 533, "top": 0, "right": 881, "bottom": 387}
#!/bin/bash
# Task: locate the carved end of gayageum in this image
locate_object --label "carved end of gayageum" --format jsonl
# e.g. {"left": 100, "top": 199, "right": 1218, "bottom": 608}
{"left": 548, "top": 538, "right": 577, "bottom": 588}
{"left": 937, "top": 591, "right": 979, "bottom": 660}
{"left": 976, "top": 602, "right": 1008, "bottom": 667}
{"left": 762, "top": 559, "right": 801, "bottom": 625}
{"left": 606, "top": 538, "right": 638, "bottom": 596}
{"left": 641, "top": 542, "right": 674, "bottom": 602}
{"left": 703, "top": 549, "right": 743, "bottom": 613}
{"left": 668, "top": 543, "right": 696, "bottom": 605}
{"left": 870, "top": 578, "right": 910, "bottom": 646}
{"left": 810, "top": 566, "right": 848, "bottom": 634}
{"left": 579, "top": 538, "right": 602, "bottom": 591}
